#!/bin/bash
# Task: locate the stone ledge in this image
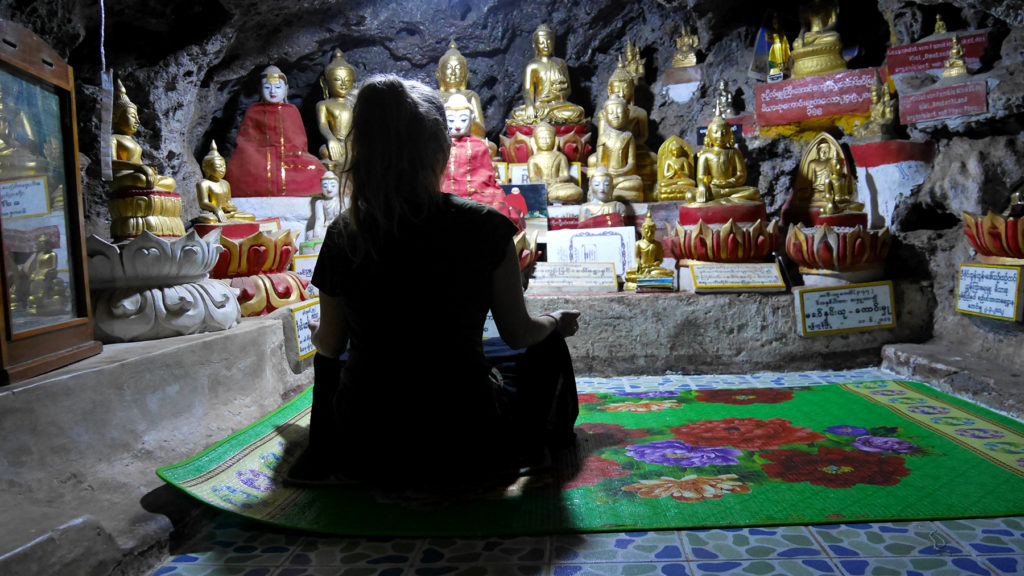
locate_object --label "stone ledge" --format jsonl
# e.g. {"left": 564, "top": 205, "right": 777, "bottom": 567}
{"left": 882, "top": 342, "right": 1024, "bottom": 419}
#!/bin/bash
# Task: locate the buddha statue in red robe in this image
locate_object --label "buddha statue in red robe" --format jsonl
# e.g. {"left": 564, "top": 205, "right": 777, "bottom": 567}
{"left": 225, "top": 65, "right": 325, "bottom": 197}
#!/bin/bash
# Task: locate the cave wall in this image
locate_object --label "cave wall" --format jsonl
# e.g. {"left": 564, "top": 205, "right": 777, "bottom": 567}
{"left": 2, "top": 0, "right": 1024, "bottom": 371}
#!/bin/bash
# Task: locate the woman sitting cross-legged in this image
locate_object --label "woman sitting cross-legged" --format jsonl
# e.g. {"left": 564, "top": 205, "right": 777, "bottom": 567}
{"left": 287, "top": 74, "right": 581, "bottom": 489}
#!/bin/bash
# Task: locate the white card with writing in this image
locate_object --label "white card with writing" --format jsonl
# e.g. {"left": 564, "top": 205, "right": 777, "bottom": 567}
{"left": 1, "top": 176, "right": 50, "bottom": 219}
{"left": 507, "top": 163, "right": 531, "bottom": 185}
{"left": 291, "top": 299, "right": 321, "bottom": 360}
{"left": 527, "top": 261, "right": 619, "bottom": 294}
{"left": 545, "top": 227, "right": 636, "bottom": 279}
{"left": 292, "top": 254, "right": 319, "bottom": 296}
{"left": 956, "top": 263, "right": 1023, "bottom": 321}
{"left": 795, "top": 281, "right": 896, "bottom": 336}
{"left": 689, "top": 263, "right": 786, "bottom": 292}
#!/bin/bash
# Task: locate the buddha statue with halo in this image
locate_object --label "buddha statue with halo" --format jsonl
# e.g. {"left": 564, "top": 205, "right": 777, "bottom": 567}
{"left": 591, "top": 94, "right": 645, "bottom": 203}
{"left": 691, "top": 104, "right": 761, "bottom": 205}
{"left": 656, "top": 136, "right": 696, "bottom": 201}
{"left": 316, "top": 49, "right": 356, "bottom": 173}
{"left": 224, "top": 65, "right": 325, "bottom": 197}
{"left": 789, "top": 0, "right": 846, "bottom": 78}
{"left": 111, "top": 79, "right": 176, "bottom": 193}
{"left": 578, "top": 166, "right": 627, "bottom": 228}
{"left": 625, "top": 211, "right": 675, "bottom": 290}
{"left": 794, "top": 132, "right": 862, "bottom": 216}
{"left": 507, "top": 24, "right": 585, "bottom": 126}
{"left": 527, "top": 122, "right": 583, "bottom": 204}
{"left": 195, "top": 140, "right": 254, "bottom": 224}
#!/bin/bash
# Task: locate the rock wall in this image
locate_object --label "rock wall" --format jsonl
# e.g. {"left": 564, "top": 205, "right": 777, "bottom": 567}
{"left": 2, "top": 0, "right": 1024, "bottom": 371}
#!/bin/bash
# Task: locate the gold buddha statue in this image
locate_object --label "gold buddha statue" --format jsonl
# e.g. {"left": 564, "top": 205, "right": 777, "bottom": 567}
{"left": 715, "top": 79, "right": 736, "bottom": 117}
{"left": 625, "top": 211, "right": 674, "bottom": 290}
{"left": 436, "top": 40, "right": 488, "bottom": 142}
{"left": 195, "top": 140, "right": 254, "bottom": 223}
{"left": 796, "top": 132, "right": 862, "bottom": 215}
{"left": 691, "top": 106, "right": 760, "bottom": 205}
{"left": 508, "top": 24, "right": 585, "bottom": 126}
{"left": 767, "top": 17, "right": 791, "bottom": 79}
{"left": 111, "top": 80, "right": 176, "bottom": 192}
{"left": 9, "top": 233, "right": 68, "bottom": 316}
{"left": 0, "top": 80, "right": 47, "bottom": 177}
{"left": 527, "top": 122, "right": 583, "bottom": 204}
{"left": 624, "top": 37, "right": 645, "bottom": 82}
{"left": 316, "top": 49, "right": 356, "bottom": 173}
{"left": 934, "top": 15, "right": 948, "bottom": 35}
{"left": 672, "top": 25, "right": 699, "bottom": 68}
{"left": 790, "top": 0, "right": 846, "bottom": 78}
{"left": 589, "top": 61, "right": 656, "bottom": 197}
{"left": 578, "top": 166, "right": 627, "bottom": 226}
{"left": 942, "top": 35, "right": 968, "bottom": 78}
{"left": 592, "top": 95, "right": 644, "bottom": 203}
{"left": 656, "top": 136, "right": 696, "bottom": 201}
{"left": 853, "top": 72, "right": 895, "bottom": 140}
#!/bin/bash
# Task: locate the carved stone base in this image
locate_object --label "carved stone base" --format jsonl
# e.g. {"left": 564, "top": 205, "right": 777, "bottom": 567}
{"left": 92, "top": 279, "right": 240, "bottom": 343}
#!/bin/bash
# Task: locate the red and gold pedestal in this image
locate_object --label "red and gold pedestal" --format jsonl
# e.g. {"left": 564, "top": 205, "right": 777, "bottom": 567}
{"left": 108, "top": 188, "right": 186, "bottom": 242}
{"left": 963, "top": 211, "right": 1024, "bottom": 265}
{"left": 667, "top": 202, "right": 780, "bottom": 265}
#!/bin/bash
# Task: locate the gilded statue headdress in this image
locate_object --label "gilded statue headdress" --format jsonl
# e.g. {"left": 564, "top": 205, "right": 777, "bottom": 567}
{"left": 114, "top": 79, "right": 137, "bottom": 116}
{"left": 261, "top": 65, "right": 287, "bottom": 85}
{"left": 608, "top": 58, "right": 635, "bottom": 98}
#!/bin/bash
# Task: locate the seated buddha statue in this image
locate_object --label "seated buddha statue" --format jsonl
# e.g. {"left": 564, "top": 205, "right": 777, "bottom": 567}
{"left": 591, "top": 95, "right": 644, "bottom": 203}
{"left": 225, "top": 65, "right": 325, "bottom": 197}
{"left": 690, "top": 106, "right": 760, "bottom": 205}
{"left": 311, "top": 170, "right": 342, "bottom": 242}
{"left": 789, "top": 0, "right": 846, "bottom": 78}
{"left": 625, "top": 211, "right": 674, "bottom": 290}
{"left": 0, "top": 81, "right": 47, "bottom": 178}
{"left": 527, "top": 122, "right": 583, "bottom": 204}
{"left": 578, "top": 166, "right": 627, "bottom": 228}
{"left": 195, "top": 140, "right": 254, "bottom": 223}
{"left": 507, "top": 24, "right": 585, "bottom": 126}
{"left": 442, "top": 94, "right": 524, "bottom": 229}
{"left": 436, "top": 41, "right": 490, "bottom": 145}
{"left": 942, "top": 35, "right": 968, "bottom": 78}
{"left": 589, "top": 61, "right": 656, "bottom": 197}
{"left": 111, "top": 80, "right": 175, "bottom": 192}
{"left": 672, "top": 25, "right": 699, "bottom": 68}
{"left": 22, "top": 234, "right": 67, "bottom": 315}
{"left": 656, "top": 136, "right": 696, "bottom": 201}
{"left": 715, "top": 79, "right": 736, "bottom": 117}
{"left": 796, "top": 133, "right": 862, "bottom": 216}
{"left": 853, "top": 72, "right": 895, "bottom": 140}
{"left": 316, "top": 49, "right": 356, "bottom": 173}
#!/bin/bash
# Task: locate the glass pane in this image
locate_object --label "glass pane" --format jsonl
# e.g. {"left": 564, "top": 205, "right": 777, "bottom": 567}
{"left": 0, "top": 65, "right": 78, "bottom": 334}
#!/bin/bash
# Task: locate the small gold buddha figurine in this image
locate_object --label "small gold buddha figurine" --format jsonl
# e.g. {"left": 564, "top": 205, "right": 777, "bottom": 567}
{"left": 624, "top": 37, "right": 645, "bottom": 82}
{"left": 853, "top": 72, "right": 896, "bottom": 140}
{"left": 592, "top": 95, "right": 644, "bottom": 203}
{"left": 436, "top": 40, "right": 488, "bottom": 141}
{"left": 655, "top": 136, "right": 696, "bottom": 201}
{"left": 507, "top": 24, "right": 586, "bottom": 126}
{"left": 789, "top": 0, "right": 846, "bottom": 79}
{"left": 311, "top": 170, "right": 342, "bottom": 241}
{"left": 934, "top": 14, "right": 948, "bottom": 35}
{"left": 767, "top": 18, "right": 791, "bottom": 79}
{"left": 316, "top": 49, "right": 356, "bottom": 172}
{"left": 527, "top": 122, "right": 583, "bottom": 204}
{"left": 796, "top": 132, "right": 863, "bottom": 215}
{"left": 691, "top": 105, "right": 761, "bottom": 205}
{"left": 625, "top": 211, "right": 675, "bottom": 290}
{"left": 195, "top": 140, "right": 254, "bottom": 223}
{"left": 715, "top": 79, "right": 736, "bottom": 117}
{"left": 578, "top": 166, "right": 627, "bottom": 227}
{"left": 0, "top": 80, "right": 47, "bottom": 177}
{"left": 10, "top": 234, "right": 68, "bottom": 316}
{"left": 672, "top": 25, "right": 699, "bottom": 68}
{"left": 111, "top": 80, "right": 176, "bottom": 192}
{"left": 942, "top": 35, "right": 968, "bottom": 78}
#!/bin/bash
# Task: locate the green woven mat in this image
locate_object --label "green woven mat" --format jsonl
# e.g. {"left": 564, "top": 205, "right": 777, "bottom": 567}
{"left": 157, "top": 380, "right": 1024, "bottom": 537}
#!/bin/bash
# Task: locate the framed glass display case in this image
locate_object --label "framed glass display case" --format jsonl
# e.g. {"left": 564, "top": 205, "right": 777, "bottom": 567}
{"left": 0, "top": 20, "right": 101, "bottom": 384}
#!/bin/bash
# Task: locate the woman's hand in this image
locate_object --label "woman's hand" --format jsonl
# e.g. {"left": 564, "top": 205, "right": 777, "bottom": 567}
{"left": 545, "top": 309, "right": 581, "bottom": 338}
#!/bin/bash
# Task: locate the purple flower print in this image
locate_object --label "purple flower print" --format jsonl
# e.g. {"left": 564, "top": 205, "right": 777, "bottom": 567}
{"left": 618, "top": 391, "right": 681, "bottom": 398}
{"left": 826, "top": 425, "right": 870, "bottom": 436}
{"left": 870, "top": 389, "right": 907, "bottom": 397}
{"left": 236, "top": 469, "right": 274, "bottom": 493}
{"left": 852, "top": 435, "right": 918, "bottom": 454}
{"left": 954, "top": 428, "right": 1005, "bottom": 440}
{"left": 908, "top": 405, "right": 951, "bottom": 416}
{"left": 627, "top": 440, "right": 742, "bottom": 467}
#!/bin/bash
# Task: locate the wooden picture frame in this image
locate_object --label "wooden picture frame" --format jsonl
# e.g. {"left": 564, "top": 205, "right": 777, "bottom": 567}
{"left": 0, "top": 20, "right": 101, "bottom": 384}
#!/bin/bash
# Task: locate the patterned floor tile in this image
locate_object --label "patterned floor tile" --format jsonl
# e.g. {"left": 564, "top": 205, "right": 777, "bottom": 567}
{"left": 551, "top": 531, "right": 684, "bottom": 563}
{"left": 165, "top": 528, "right": 302, "bottom": 567}
{"left": 551, "top": 563, "right": 691, "bottom": 575}
{"left": 935, "top": 517, "right": 1024, "bottom": 556}
{"left": 681, "top": 526, "right": 824, "bottom": 560}
{"left": 810, "top": 522, "right": 967, "bottom": 558}
{"left": 152, "top": 566, "right": 279, "bottom": 575}
{"left": 411, "top": 566, "right": 546, "bottom": 575}
{"left": 834, "top": 556, "right": 995, "bottom": 575}
{"left": 272, "top": 567, "right": 411, "bottom": 576}
{"left": 285, "top": 536, "right": 420, "bottom": 567}
{"left": 417, "top": 537, "right": 548, "bottom": 565}
{"left": 689, "top": 558, "right": 839, "bottom": 575}
{"left": 982, "top": 555, "right": 1024, "bottom": 575}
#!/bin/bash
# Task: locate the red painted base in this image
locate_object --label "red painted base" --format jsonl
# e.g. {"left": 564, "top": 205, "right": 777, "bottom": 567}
{"left": 193, "top": 221, "right": 261, "bottom": 240}
{"left": 678, "top": 201, "right": 767, "bottom": 226}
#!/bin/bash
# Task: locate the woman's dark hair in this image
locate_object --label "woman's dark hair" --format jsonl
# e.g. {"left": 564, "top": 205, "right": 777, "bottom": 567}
{"left": 345, "top": 74, "right": 449, "bottom": 258}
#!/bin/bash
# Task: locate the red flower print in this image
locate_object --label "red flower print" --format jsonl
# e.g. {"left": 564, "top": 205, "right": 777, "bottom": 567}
{"left": 578, "top": 422, "right": 648, "bottom": 446}
{"left": 695, "top": 388, "right": 795, "bottom": 405}
{"left": 760, "top": 447, "right": 911, "bottom": 488}
{"left": 563, "top": 455, "right": 629, "bottom": 490}
{"left": 671, "top": 418, "right": 826, "bottom": 450}
{"left": 577, "top": 393, "right": 602, "bottom": 404}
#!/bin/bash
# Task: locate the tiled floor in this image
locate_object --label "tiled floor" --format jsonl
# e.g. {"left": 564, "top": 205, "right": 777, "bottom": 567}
{"left": 149, "top": 369, "right": 1024, "bottom": 576}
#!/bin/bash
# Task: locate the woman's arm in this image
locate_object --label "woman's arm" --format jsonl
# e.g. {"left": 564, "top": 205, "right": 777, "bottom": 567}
{"left": 311, "top": 293, "right": 350, "bottom": 359}
{"left": 490, "top": 240, "right": 580, "bottom": 349}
